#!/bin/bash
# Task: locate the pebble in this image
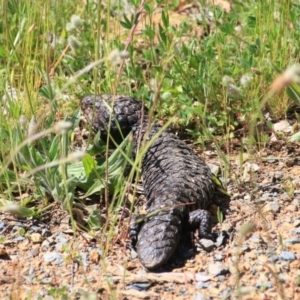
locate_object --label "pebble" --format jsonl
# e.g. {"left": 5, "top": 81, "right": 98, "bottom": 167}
{"left": 221, "top": 223, "right": 233, "bottom": 232}
{"left": 221, "top": 287, "right": 233, "bottom": 298}
{"left": 280, "top": 262, "right": 290, "bottom": 272}
{"left": 87, "top": 276, "right": 96, "bottom": 283}
{"left": 0, "top": 222, "right": 5, "bottom": 229}
{"left": 14, "top": 236, "right": 25, "bottom": 242}
{"left": 278, "top": 273, "right": 287, "bottom": 283}
{"left": 177, "top": 288, "right": 186, "bottom": 296}
{"left": 249, "top": 234, "right": 264, "bottom": 246}
{"left": 208, "top": 164, "right": 219, "bottom": 175}
{"left": 293, "top": 198, "right": 300, "bottom": 207}
{"left": 30, "top": 225, "right": 40, "bottom": 232}
{"left": 56, "top": 233, "right": 68, "bottom": 244}
{"left": 55, "top": 243, "right": 64, "bottom": 252}
{"left": 208, "top": 262, "right": 229, "bottom": 276}
{"left": 33, "top": 289, "right": 48, "bottom": 299}
{"left": 269, "top": 255, "right": 279, "bottom": 263}
{"left": 130, "top": 249, "right": 138, "bottom": 259}
{"left": 256, "top": 281, "right": 273, "bottom": 289}
{"left": 43, "top": 252, "right": 64, "bottom": 265}
{"left": 41, "top": 240, "right": 50, "bottom": 249}
{"left": 30, "top": 245, "right": 40, "bottom": 257}
{"left": 192, "top": 292, "right": 207, "bottom": 300}
{"left": 41, "top": 229, "right": 52, "bottom": 237}
{"left": 81, "top": 253, "right": 88, "bottom": 266}
{"left": 89, "top": 249, "right": 100, "bottom": 263}
{"left": 241, "top": 244, "right": 250, "bottom": 253}
{"left": 214, "top": 253, "right": 223, "bottom": 261}
{"left": 268, "top": 201, "right": 281, "bottom": 213}
{"left": 284, "top": 238, "right": 300, "bottom": 245}
{"left": 215, "top": 233, "right": 227, "bottom": 247}
{"left": 31, "top": 233, "right": 42, "bottom": 243}
{"left": 196, "top": 281, "right": 210, "bottom": 289}
{"left": 279, "top": 251, "right": 296, "bottom": 261}
{"left": 126, "top": 283, "right": 152, "bottom": 291}
{"left": 199, "top": 239, "right": 215, "bottom": 252}
{"left": 266, "top": 155, "right": 277, "bottom": 163}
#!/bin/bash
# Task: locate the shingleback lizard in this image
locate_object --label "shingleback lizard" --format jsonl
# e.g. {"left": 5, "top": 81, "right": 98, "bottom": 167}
{"left": 81, "top": 94, "right": 230, "bottom": 270}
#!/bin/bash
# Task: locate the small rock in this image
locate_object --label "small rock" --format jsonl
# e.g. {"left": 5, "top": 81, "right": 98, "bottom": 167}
{"left": 285, "top": 158, "right": 295, "bottom": 167}
{"left": 14, "top": 236, "right": 25, "bottom": 242}
{"left": 293, "top": 220, "right": 300, "bottom": 227}
{"left": 55, "top": 243, "right": 64, "bottom": 252}
{"left": 131, "top": 249, "right": 138, "bottom": 259}
{"left": 81, "top": 253, "right": 88, "bottom": 266}
{"left": 30, "top": 226, "right": 40, "bottom": 232}
{"left": 87, "top": 276, "right": 96, "bottom": 283}
{"left": 89, "top": 249, "right": 101, "bottom": 263}
{"left": 215, "top": 233, "right": 227, "bottom": 247}
{"left": 268, "top": 201, "right": 281, "bottom": 213}
{"left": 207, "top": 164, "right": 219, "bottom": 175}
{"left": 126, "top": 283, "right": 152, "bottom": 291}
{"left": 279, "top": 251, "right": 296, "bottom": 261}
{"left": 269, "top": 255, "right": 279, "bottom": 263}
{"left": 256, "top": 281, "right": 273, "bottom": 290}
{"left": 280, "top": 261, "right": 290, "bottom": 271}
{"left": 245, "top": 162, "right": 260, "bottom": 172}
{"left": 0, "top": 245, "right": 8, "bottom": 257}
{"left": 177, "top": 288, "right": 186, "bottom": 296}
{"left": 199, "top": 239, "right": 215, "bottom": 252}
{"left": 273, "top": 120, "right": 291, "bottom": 132}
{"left": 31, "top": 233, "right": 42, "bottom": 243}
{"left": 293, "top": 198, "right": 300, "bottom": 207}
{"left": 272, "top": 171, "right": 283, "bottom": 180}
{"left": 56, "top": 233, "right": 68, "bottom": 245}
{"left": 193, "top": 292, "right": 207, "bottom": 300}
{"left": 222, "top": 223, "right": 233, "bottom": 232}
{"left": 41, "top": 229, "right": 52, "bottom": 237}
{"left": 241, "top": 244, "right": 250, "bottom": 253}
{"left": 208, "top": 262, "right": 229, "bottom": 276}
{"left": 195, "top": 281, "right": 210, "bottom": 289}
{"left": 214, "top": 253, "right": 223, "bottom": 261}
{"left": 41, "top": 240, "right": 50, "bottom": 249}
{"left": 278, "top": 273, "right": 287, "bottom": 283}
{"left": 249, "top": 234, "right": 263, "bottom": 243}
{"left": 284, "top": 238, "right": 300, "bottom": 245}
{"left": 266, "top": 155, "right": 277, "bottom": 163}
{"left": 30, "top": 245, "right": 40, "bottom": 257}
{"left": 43, "top": 252, "right": 64, "bottom": 265}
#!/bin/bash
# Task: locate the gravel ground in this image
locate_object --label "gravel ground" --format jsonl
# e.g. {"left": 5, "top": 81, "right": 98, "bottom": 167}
{"left": 1, "top": 135, "right": 300, "bottom": 299}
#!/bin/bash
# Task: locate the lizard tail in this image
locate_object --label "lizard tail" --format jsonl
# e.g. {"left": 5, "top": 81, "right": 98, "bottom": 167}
{"left": 136, "top": 210, "right": 182, "bottom": 270}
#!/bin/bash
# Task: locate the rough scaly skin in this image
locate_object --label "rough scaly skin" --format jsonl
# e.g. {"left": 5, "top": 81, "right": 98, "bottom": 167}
{"left": 81, "top": 95, "right": 228, "bottom": 270}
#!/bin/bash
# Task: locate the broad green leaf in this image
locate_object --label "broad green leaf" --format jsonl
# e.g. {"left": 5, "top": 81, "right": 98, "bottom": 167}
{"left": 289, "top": 131, "right": 300, "bottom": 142}
{"left": 83, "top": 179, "right": 106, "bottom": 198}
{"left": 287, "top": 84, "right": 300, "bottom": 106}
{"left": 82, "top": 154, "right": 97, "bottom": 178}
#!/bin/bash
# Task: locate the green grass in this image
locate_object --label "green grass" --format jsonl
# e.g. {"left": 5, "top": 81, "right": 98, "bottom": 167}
{"left": 1, "top": 0, "right": 300, "bottom": 298}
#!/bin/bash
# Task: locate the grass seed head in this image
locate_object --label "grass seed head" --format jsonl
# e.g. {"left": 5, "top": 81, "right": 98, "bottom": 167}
{"left": 28, "top": 116, "right": 38, "bottom": 138}
{"left": 68, "top": 35, "right": 82, "bottom": 51}
{"left": 71, "top": 15, "right": 83, "bottom": 28}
